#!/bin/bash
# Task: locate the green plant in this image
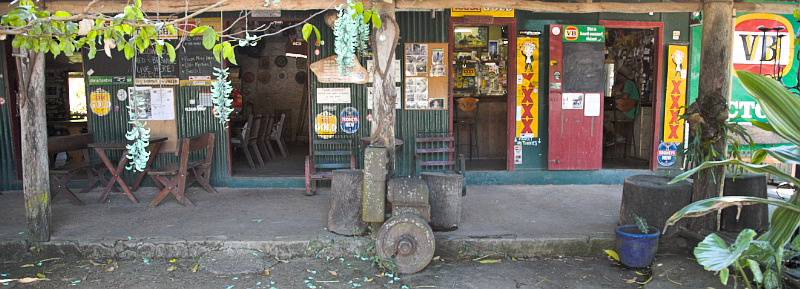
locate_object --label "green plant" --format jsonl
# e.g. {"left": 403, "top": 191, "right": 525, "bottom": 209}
{"left": 633, "top": 214, "right": 649, "bottom": 234}
{"left": 332, "top": 0, "right": 381, "bottom": 75}
{"left": 667, "top": 70, "right": 800, "bottom": 289}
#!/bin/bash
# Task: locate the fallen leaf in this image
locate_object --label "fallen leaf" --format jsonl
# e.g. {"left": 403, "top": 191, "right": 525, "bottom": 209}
{"left": 18, "top": 277, "right": 47, "bottom": 283}
{"left": 191, "top": 264, "right": 199, "bottom": 272}
{"left": 106, "top": 259, "right": 113, "bottom": 264}
{"left": 624, "top": 277, "right": 637, "bottom": 284}
{"left": 432, "top": 256, "right": 440, "bottom": 261}
{"left": 166, "top": 266, "right": 177, "bottom": 272}
{"left": 35, "top": 273, "right": 45, "bottom": 278}
{"left": 89, "top": 260, "right": 102, "bottom": 266}
{"left": 263, "top": 269, "right": 270, "bottom": 276}
{"left": 604, "top": 250, "right": 620, "bottom": 262}
{"left": 104, "top": 266, "right": 115, "bottom": 273}
{"left": 170, "top": 259, "right": 178, "bottom": 263}
{"left": 37, "top": 258, "right": 61, "bottom": 263}
{"left": 329, "top": 271, "right": 338, "bottom": 276}
{"left": 478, "top": 259, "right": 501, "bottom": 264}
{"left": 20, "top": 264, "right": 34, "bottom": 268}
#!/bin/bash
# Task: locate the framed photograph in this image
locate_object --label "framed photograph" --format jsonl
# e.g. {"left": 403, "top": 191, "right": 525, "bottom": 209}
{"left": 488, "top": 40, "right": 499, "bottom": 57}
{"left": 454, "top": 27, "right": 488, "bottom": 50}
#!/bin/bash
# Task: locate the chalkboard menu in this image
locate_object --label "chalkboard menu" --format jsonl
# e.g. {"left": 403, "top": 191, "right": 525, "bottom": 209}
{"left": 135, "top": 39, "right": 179, "bottom": 85}
{"left": 84, "top": 48, "right": 132, "bottom": 77}
{"left": 179, "top": 36, "right": 217, "bottom": 85}
{"left": 562, "top": 42, "right": 605, "bottom": 93}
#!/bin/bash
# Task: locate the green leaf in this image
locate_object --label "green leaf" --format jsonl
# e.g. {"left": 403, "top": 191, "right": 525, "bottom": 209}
{"left": 669, "top": 159, "right": 800, "bottom": 186}
{"left": 222, "top": 42, "right": 236, "bottom": 65}
{"left": 165, "top": 42, "right": 176, "bottom": 62}
{"left": 53, "top": 11, "right": 71, "bottom": 18}
{"left": 313, "top": 26, "right": 321, "bottom": 45}
{"left": 155, "top": 44, "right": 163, "bottom": 57}
{"left": 212, "top": 43, "right": 222, "bottom": 62}
{"left": 166, "top": 25, "right": 176, "bottom": 36}
{"left": 189, "top": 26, "right": 207, "bottom": 36}
{"left": 737, "top": 71, "right": 800, "bottom": 147}
{"left": 302, "top": 23, "right": 313, "bottom": 42}
{"left": 50, "top": 40, "right": 61, "bottom": 55}
{"left": 746, "top": 259, "right": 763, "bottom": 284}
{"left": 794, "top": 8, "right": 800, "bottom": 19}
{"left": 202, "top": 28, "right": 217, "bottom": 50}
{"left": 372, "top": 14, "right": 382, "bottom": 29}
{"left": 666, "top": 196, "right": 800, "bottom": 229}
{"left": 88, "top": 42, "right": 97, "bottom": 59}
{"left": 63, "top": 41, "right": 74, "bottom": 56}
{"left": 719, "top": 267, "right": 729, "bottom": 285}
{"left": 363, "top": 10, "right": 372, "bottom": 24}
{"left": 123, "top": 44, "right": 133, "bottom": 59}
{"left": 354, "top": 2, "right": 363, "bottom": 15}
{"left": 11, "top": 35, "right": 24, "bottom": 48}
{"left": 757, "top": 145, "right": 800, "bottom": 164}
{"left": 694, "top": 230, "right": 755, "bottom": 272}
{"left": 749, "top": 120, "right": 775, "bottom": 132}
{"left": 135, "top": 0, "right": 142, "bottom": 7}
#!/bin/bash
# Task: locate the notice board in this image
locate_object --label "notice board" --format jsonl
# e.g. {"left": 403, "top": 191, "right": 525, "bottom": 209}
{"left": 134, "top": 39, "right": 180, "bottom": 85}
{"left": 179, "top": 36, "right": 218, "bottom": 86}
{"left": 403, "top": 42, "right": 448, "bottom": 110}
{"left": 562, "top": 42, "right": 605, "bottom": 93}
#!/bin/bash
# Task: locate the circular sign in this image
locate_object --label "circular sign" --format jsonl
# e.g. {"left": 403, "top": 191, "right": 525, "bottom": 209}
{"left": 733, "top": 14, "right": 794, "bottom": 76}
{"left": 0, "top": 97, "right": 5, "bottom": 106}
{"left": 258, "top": 71, "right": 271, "bottom": 84}
{"left": 551, "top": 26, "right": 561, "bottom": 36}
{"left": 564, "top": 26, "right": 579, "bottom": 41}
{"left": 117, "top": 89, "right": 127, "bottom": 101}
{"left": 314, "top": 111, "right": 337, "bottom": 139}
{"left": 340, "top": 107, "right": 359, "bottom": 134}
{"left": 295, "top": 71, "right": 307, "bottom": 84}
{"left": 243, "top": 72, "right": 255, "bottom": 83}
{"left": 275, "top": 55, "right": 288, "bottom": 67}
{"left": 259, "top": 56, "right": 271, "bottom": 70}
{"left": 657, "top": 142, "right": 678, "bottom": 167}
{"left": 89, "top": 88, "right": 111, "bottom": 116}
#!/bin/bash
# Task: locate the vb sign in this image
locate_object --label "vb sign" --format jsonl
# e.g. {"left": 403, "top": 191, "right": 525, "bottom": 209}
{"left": 733, "top": 14, "right": 794, "bottom": 77}
{"left": 564, "top": 26, "right": 579, "bottom": 41}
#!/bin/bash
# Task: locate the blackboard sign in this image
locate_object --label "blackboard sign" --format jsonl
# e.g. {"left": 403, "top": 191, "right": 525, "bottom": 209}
{"left": 563, "top": 42, "right": 605, "bottom": 93}
{"left": 84, "top": 48, "right": 132, "bottom": 77}
{"left": 135, "top": 40, "right": 179, "bottom": 80}
{"left": 179, "top": 36, "right": 217, "bottom": 83}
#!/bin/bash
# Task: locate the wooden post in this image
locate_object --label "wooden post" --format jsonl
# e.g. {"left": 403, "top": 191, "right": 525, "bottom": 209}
{"left": 16, "top": 48, "right": 51, "bottom": 242}
{"left": 369, "top": 2, "right": 399, "bottom": 176}
{"left": 691, "top": 0, "right": 733, "bottom": 231}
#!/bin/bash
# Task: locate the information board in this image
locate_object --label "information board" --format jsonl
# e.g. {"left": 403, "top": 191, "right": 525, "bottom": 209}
{"left": 179, "top": 36, "right": 218, "bottom": 86}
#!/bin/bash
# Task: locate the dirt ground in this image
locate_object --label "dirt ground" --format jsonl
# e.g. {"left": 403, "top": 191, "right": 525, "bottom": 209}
{"left": 0, "top": 248, "right": 732, "bottom": 289}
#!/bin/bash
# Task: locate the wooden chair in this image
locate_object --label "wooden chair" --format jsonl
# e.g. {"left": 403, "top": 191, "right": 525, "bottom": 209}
{"left": 47, "top": 133, "right": 108, "bottom": 205}
{"left": 256, "top": 113, "right": 274, "bottom": 161}
{"left": 268, "top": 113, "right": 288, "bottom": 158}
{"left": 414, "top": 131, "right": 467, "bottom": 195}
{"left": 148, "top": 133, "right": 218, "bottom": 207}
{"left": 230, "top": 114, "right": 265, "bottom": 168}
{"left": 304, "top": 134, "right": 356, "bottom": 196}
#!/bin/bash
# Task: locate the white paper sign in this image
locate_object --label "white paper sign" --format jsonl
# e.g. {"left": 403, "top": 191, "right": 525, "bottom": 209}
{"left": 127, "top": 86, "right": 175, "bottom": 120}
{"left": 317, "top": 87, "right": 351, "bottom": 104}
{"left": 584, "top": 93, "right": 601, "bottom": 116}
{"left": 562, "top": 93, "right": 584, "bottom": 110}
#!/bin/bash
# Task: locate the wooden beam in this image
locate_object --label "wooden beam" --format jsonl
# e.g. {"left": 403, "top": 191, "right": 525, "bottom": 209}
{"left": 3, "top": 0, "right": 795, "bottom": 15}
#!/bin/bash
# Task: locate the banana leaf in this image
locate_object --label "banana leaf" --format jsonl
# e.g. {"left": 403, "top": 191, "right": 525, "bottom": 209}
{"left": 669, "top": 159, "right": 800, "bottom": 186}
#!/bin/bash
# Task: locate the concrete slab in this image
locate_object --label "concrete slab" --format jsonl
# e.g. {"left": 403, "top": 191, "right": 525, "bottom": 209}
{"left": 0, "top": 184, "right": 626, "bottom": 260}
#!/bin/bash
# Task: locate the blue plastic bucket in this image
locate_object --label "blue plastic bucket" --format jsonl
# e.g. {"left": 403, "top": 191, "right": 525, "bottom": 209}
{"left": 615, "top": 224, "right": 661, "bottom": 268}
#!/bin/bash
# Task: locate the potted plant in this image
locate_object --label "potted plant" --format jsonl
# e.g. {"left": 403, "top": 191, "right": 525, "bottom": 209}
{"left": 615, "top": 215, "right": 661, "bottom": 268}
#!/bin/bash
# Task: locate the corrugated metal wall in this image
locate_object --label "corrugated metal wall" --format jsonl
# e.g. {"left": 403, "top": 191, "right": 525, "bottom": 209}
{"left": 85, "top": 85, "right": 228, "bottom": 187}
{"left": 0, "top": 41, "right": 14, "bottom": 191}
{"left": 309, "top": 10, "right": 449, "bottom": 177}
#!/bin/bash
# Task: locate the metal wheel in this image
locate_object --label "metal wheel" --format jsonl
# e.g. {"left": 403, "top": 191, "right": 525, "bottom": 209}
{"left": 376, "top": 214, "right": 435, "bottom": 274}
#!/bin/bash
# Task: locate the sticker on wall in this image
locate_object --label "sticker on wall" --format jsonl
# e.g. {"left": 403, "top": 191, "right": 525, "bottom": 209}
{"left": 514, "top": 145, "right": 523, "bottom": 164}
{"left": 0, "top": 97, "right": 5, "bottom": 106}
{"left": 117, "top": 89, "right": 128, "bottom": 101}
{"left": 657, "top": 142, "right": 678, "bottom": 167}
{"left": 89, "top": 88, "right": 111, "bottom": 116}
{"left": 314, "top": 111, "right": 338, "bottom": 139}
{"left": 340, "top": 107, "right": 360, "bottom": 134}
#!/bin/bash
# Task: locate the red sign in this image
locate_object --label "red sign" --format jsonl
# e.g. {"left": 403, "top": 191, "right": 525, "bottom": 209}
{"left": 733, "top": 14, "right": 794, "bottom": 77}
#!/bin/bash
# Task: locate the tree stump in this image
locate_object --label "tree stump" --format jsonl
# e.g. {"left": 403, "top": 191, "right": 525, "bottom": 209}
{"left": 422, "top": 172, "right": 464, "bottom": 231}
{"left": 387, "top": 177, "right": 431, "bottom": 222}
{"left": 328, "top": 169, "right": 368, "bottom": 236}
{"left": 620, "top": 175, "right": 692, "bottom": 236}
{"left": 721, "top": 174, "right": 768, "bottom": 233}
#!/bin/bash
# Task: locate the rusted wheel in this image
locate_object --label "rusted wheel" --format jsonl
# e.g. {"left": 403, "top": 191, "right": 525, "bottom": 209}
{"left": 376, "top": 214, "right": 435, "bottom": 274}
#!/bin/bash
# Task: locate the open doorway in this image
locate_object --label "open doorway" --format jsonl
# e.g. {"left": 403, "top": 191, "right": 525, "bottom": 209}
{"left": 225, "top": 18, "right": 310, "bottom": 177}
{"left": 450, "top": 18, "right": 516, "bottom": 171}
{"left": 600, "top": 22, "right": 663, "bottom": 170}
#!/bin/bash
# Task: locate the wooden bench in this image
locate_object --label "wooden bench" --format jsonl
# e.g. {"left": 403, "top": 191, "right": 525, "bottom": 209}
{"left": 305, "top": 135, "right": 356, "bottom": 196}
{"left": 47, "top": 133, "right": 107, "bottom": 205}
{"left": 148, "top": 133, "right": 218, "bottom": 207}
{"left": 414, "top": 131, "right": 466, "bottom": 195}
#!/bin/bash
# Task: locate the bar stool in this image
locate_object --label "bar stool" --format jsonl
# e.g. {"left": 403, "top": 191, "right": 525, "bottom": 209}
{"left": 454, "top": 97, "right": 479, "bottom": 160}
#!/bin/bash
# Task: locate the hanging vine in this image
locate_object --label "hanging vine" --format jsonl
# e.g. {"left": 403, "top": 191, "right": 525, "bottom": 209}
{"left": 125, "top": 88, "right": 151, "bottom": 172}
{"left": 211, "top": 67, "right": 234, "bottom": 124}
{"left": 331, "top": 0, "right": 381, "bottom": 75}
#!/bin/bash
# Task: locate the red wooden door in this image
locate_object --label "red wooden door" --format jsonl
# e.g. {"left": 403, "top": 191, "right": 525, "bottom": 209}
{"left": 547, "top": 25, "right": 604, "bottom": 170}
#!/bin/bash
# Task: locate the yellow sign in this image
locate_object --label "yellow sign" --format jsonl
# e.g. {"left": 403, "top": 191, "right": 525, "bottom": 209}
{"left": 314, "top": 111, "right": 337, "bottom": 139}
{"left": 451, "top": 8, "right": 514, "bottom": 18}
{"left": 663, "top": 45, "right": 688, "bottom": 143}
{"left": 516, "top": 37, "right": 539, "bottom": 138}
{"left": 462, "top": 68, "right": 476, "bottom": 77}
{"left": 89, "top": 88, "right": 111, "bottom": 116}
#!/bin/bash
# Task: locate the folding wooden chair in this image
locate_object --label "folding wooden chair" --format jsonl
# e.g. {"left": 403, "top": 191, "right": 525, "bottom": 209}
{"left": 148, "top": 133, "right": 218, "bottom": 207}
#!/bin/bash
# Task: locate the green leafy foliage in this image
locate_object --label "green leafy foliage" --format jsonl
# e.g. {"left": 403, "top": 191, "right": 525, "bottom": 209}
{"left": 693, "top": 230, "right": 767, "bottom": 289}
{"left": 633, "top": 214, "right": 649, "bottom": 234}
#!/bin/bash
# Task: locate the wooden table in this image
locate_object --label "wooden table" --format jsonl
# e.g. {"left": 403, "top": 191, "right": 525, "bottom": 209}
{"left": 88, "top": 137, "right": 168, "bottom": 203}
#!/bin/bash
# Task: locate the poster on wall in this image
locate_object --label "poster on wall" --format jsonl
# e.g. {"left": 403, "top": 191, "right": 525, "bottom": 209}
{"left": 90, "top": 88, "right": 112, "bottom": 116}
{"left": 664, "top": 45, "right": 688, "bottom": 143}
{"left": 317, "top": 87, "right": 351, "bottom": 104}
{"left": 516, "top": 36, "right": 540, "bottom": 138}
{"left": 404, "top": 42, "right": 449, "bottom": 110}
{"left": 127, "top": 87, "right": 176, "bottom": 120}
{"left": 314, "top": 110, "right": 338, "bottom": 139}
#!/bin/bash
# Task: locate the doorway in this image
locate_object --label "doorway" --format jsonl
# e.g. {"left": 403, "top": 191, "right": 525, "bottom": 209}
{"left": 449, "top": 17, "right": 517, "bottom": 171}
{"left": 599, "top": 21, "right": 664, "bottom": 170}
{"left": 225, "top": 18, "right": 310, "bottom": 177}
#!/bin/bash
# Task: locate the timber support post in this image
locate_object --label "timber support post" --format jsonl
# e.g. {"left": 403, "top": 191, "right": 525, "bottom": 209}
{"left": 691, "top": 0, "right": 734, "bottom": 231}
{"left": 17, "top": 48, "right": 51, "bottom": 242}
